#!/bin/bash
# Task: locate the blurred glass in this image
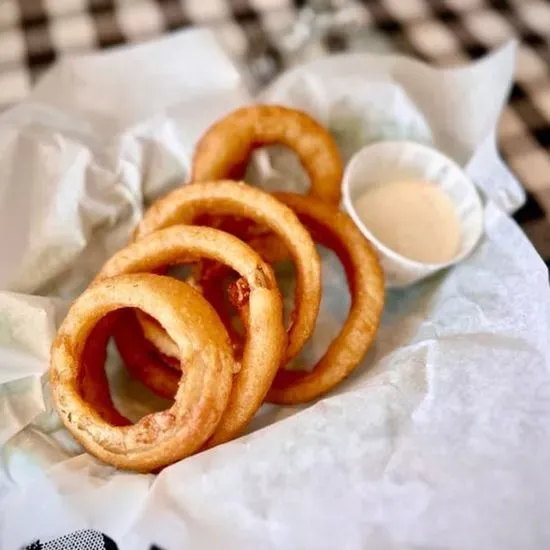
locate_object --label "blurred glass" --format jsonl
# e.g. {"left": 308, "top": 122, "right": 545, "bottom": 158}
{"left": 278, "top": 0, "right": 366, "bottom": 59}
{"left": 243, "top": 0, "right": 396, "bottom": 91}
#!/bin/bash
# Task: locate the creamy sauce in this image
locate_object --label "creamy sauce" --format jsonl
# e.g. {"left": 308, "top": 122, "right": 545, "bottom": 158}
{"left": 354, "top": 179, "right": 461, "bottom": 264}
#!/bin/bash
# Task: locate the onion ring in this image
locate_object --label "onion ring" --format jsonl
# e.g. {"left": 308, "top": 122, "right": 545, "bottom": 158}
{"left": 95, "top": 224, "right": 286, "bottom": 445}
{"left": 191, "top": 105, "right": 343, "bottom": 205}
{"left": 133, "top": 181, "right": 321, "bottom": 364}
{"left": 265, "top": 193, "right": 385, "bottom": 404}
{"left": 49, "top": 273, "right": 234, "bottom": 472}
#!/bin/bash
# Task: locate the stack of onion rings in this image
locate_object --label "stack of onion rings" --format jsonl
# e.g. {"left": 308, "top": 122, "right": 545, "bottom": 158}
{"left": 49, "top": 104, "right": 385, "bottom": 473}
{"left": 94, "top": 224, "right": 286, "bottom": 446}
{"left": 133, "top": 180, "right": 322, "bottom": 364}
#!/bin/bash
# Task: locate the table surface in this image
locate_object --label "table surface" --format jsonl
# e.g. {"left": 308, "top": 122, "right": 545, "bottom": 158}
{"left": 1, "top": 0, "right": 549, "bottom": 264}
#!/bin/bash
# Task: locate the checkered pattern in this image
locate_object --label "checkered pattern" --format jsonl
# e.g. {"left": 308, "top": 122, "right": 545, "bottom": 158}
{"left": 23, "top": 529, "right": 119, "bottom": 550}
{"left": 23, "top": 529, "right": 167, "bottom": 549}
{"left": 1, "top": 0, "right": 549, "bottom": 261}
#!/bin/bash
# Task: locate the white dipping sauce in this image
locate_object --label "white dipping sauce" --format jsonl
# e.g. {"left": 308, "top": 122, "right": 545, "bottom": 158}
{"left": 354, "top": 179, "right": 461, "bottom": 264}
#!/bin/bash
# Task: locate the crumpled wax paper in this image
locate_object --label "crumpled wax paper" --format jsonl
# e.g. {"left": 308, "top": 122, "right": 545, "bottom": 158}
{"left": 1, "top": 30, "right": 549, "bottom": 550}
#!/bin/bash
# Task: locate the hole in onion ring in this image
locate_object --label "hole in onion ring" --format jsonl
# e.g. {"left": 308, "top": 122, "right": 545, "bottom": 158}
{"left": 131, "top": 261, "right": 248, "bottom": 367}
{"left": 280, "top": 247, "right": 349, "bottom": 372}
{"left": 245, "top": 146, "right": 310, "bottom": 195}
{"left": 201, "top": 247, "right": 349, "bottom": 375}
{"left": 163, "top": 263, "right": 195, "bottom": 281}
{"left": 80, "top": 308, "right": 174, "bottom": 425}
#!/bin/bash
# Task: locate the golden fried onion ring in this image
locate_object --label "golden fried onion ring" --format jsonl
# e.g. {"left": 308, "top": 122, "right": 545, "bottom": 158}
{"left": 266, "top": 193, "right": 385, "bottom": 404}
{"left": 133, "top": 181, "right": 321, "bottom": 363}
{"left": 191, "top": 105, "right": 343, "bottom": 205}
{"left": 49, "top": 274, "right": 234, "bottom": 472}
{"left": 95, "top": 224, "right": 286, "bottom": 445}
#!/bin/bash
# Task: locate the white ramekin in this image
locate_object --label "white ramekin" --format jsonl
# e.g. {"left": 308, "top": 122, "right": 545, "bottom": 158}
{"left": 342, "top": 141, "right": 484, "bottom": 288}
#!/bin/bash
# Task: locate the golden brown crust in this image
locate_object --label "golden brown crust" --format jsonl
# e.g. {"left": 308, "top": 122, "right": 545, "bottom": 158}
{"left": 191, "top": 105, "right": 343, "bottom": 205}
{"left": 134, "top": 181, "right": 321, "bottom": 364}
{"left": 95, "top": 224, "right": 286, "bottom": 446}
{"left": 266, "top": 193, "right": 386, "bottom": 405}
{"left": 50, "top": 274, "right": 234, "bottom": 472}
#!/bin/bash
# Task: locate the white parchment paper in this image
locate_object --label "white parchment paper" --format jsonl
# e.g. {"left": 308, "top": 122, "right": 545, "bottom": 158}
{"left": 1, "top": 30, "right": 549, "bottom": 550}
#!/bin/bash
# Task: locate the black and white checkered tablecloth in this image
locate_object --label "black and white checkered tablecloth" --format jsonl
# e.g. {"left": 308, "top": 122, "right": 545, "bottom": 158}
{"left": 1, "top": 0, "right": 550, "bottom": 264}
